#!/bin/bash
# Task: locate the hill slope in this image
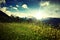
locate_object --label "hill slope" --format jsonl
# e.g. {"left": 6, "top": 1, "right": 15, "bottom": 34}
{"left": 0, "top": 11, "right": 11, "bottom": 22}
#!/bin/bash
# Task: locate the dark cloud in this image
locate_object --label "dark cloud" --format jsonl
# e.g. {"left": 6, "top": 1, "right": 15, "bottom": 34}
{"left": 47, "top": 0, "right": 60, "bottom": 3}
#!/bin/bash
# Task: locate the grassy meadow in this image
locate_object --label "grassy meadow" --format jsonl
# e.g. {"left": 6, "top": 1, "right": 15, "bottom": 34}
{"left": 0, "top": 22, "right": 60, "bottom": 40}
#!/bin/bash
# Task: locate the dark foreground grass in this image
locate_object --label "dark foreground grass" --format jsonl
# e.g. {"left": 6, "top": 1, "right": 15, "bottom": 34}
{"left": 0, "top": 22, "right": 60, "bottom": 40}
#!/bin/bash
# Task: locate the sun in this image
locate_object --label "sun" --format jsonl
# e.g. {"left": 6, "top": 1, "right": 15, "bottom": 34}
{"left": 34, "top": 11, "right": 47, "bottom": 20}
{"left": 34, "top": 12, "right": 43, "bottom": 19}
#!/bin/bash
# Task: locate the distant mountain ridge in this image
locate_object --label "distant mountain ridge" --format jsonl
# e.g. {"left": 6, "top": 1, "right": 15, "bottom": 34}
{"left": 42, "top": 18, "right": 60, "bottom": 28}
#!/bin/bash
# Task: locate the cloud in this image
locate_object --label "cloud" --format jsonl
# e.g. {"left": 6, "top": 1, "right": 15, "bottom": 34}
{"left": 45, "top": 4, "right": 60, "bottom": 17}
{"left": 13, "top": 7, "right": 18, "bottom": 10}
{"left": 0, "top": 7, "right": 12, "bottom": 16}
{"left": 0, "top": 1, "right": 60, "bottom": 19}
{"left": 16, "top": 5, "right": 19, "bottom": 7}
{"left": 5, "top": 11, "right": 12, "bottom": 16}
{"left": 9, "top": 6, "right": 13, "bottom": 7}
{"left": 12, "top": 7, "right": 19, "bottom": 11}
{"left": 22, "top": 4, "right": 28, "bottom": 9}
{"left": 8, "top": 6, "right": 19, "bottom": 11}
{"left": 0, "top": 0, "right": 6, "bottom": 3}
{"left": 0, "top": 7, "right": 30, "bottom": 17}
{"left": 39, "top": 1, "right": 60, "bottom": 18}
{"left": 40, "top": 1, "right": 50, "bottom": 7}
{"left": 0, "top": 7, "right": 35, "bottom": 18}
{"left": 0, "top": 7, "right": 7, "bottom": 12}
{"left": 6, "top": 11, "right": 31, "bottom": 18}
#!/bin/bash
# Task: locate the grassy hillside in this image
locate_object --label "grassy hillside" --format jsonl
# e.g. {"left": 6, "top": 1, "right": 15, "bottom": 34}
{"left": 0, "top": 22, "right": 60, "bottom": 40}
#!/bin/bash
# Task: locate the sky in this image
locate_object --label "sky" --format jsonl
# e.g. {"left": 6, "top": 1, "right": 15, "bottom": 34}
{"left": 0, "top": 0, "right": 60, "bottom": 19}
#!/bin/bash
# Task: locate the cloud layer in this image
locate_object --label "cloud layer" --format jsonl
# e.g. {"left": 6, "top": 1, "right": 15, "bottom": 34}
{"left": 22, "top": 4, "right": 28, "bottom": 9}
{"left": 0, "top": 0, "right": 60, "bottom": 19}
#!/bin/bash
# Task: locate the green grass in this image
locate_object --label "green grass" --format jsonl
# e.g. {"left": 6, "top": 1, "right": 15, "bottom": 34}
{"left": 0, "top": 22, "right": 60, "bottom": 40}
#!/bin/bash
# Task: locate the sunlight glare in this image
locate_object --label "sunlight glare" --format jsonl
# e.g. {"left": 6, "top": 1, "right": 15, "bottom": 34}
{"left": 34, "top": 11, "right": 48, "bottom": 20}
{"left": 34, "top": 12, "right": 43, "bottom": 19}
